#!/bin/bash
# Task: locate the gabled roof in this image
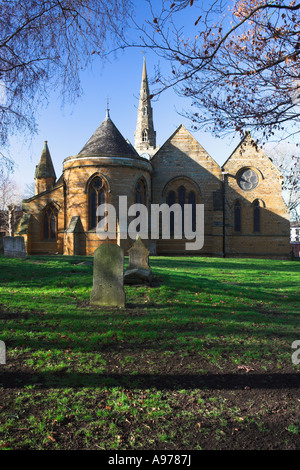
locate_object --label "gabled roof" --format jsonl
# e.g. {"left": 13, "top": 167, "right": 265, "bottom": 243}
{"left": 66, "top": 216, "right": 84, "bottom": 233}
{"left": 78, "top": 113, "right": 139, "bottom": 158}
{"left": 35, "top": 141, "right": 56, "bottom": 180}
{"left": 221, "top": 131, "right": 283, "bottom": 177}
{"left": 221, "top": 131, "right": 251, "bottom": 169}
{"left": 151, "top": 124, "right": 220, "bottom": 168}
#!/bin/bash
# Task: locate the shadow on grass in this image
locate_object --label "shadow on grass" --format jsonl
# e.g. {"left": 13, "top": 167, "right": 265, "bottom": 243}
{"left": 149, "top": 256, "right": 299, "bottom": 274}
{"left": 1, "top": 297, "right": 298, "bottom": 355}
{"left": 2, "top": 261, "right": 298, "bottom": 303}
{"left": 0, "top": 370, "right": 299, "bottom": 390}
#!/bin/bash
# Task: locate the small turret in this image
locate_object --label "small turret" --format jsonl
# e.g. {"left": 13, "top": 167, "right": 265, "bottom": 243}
{"left": 34, "top": 141, "right": 56, "bottom": 194}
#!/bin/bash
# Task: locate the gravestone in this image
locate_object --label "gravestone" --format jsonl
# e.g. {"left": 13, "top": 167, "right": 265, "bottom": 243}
{"left": 0, "top": 340, "right": 6, "bottom": 365}
{"left": 124, "top": 236, "right": 153, "bottom": 285}
{"left": 90, "top": 243, "right": 125, "bottom": 307}
{"left": 3, "top": 236, "right": 26, "bottom": 259}
{"left": 147, "top": 241, "right": 156, "bottom": 256}
{"left": 0, "top": 233, "right": 5, "bottom": 254}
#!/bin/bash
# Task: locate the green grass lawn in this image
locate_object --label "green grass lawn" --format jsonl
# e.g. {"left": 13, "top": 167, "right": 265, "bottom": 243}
{"left": 0, "top": 254, "right": 299, "bottom": 450}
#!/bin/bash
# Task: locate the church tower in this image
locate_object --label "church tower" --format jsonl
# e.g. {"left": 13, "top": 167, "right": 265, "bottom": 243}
{"left": 34, "top": 141, "right": 56, "bottom": 195}
{"left": 134, "top": 57, "right": 156, "bottom": 158}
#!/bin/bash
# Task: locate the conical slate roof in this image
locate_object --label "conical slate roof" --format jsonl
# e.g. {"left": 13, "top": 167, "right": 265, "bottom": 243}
{"left": 78, "top": 112, "right": 139, "bottom": 158}
{"left": 35, "top": 141, "right": 56, "bottom": 180}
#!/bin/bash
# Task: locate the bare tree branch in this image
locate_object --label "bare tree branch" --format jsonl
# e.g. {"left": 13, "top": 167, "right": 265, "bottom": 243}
{"left": 0, "top": 0, "right": 133, "bottom": 169}
{"left": 121, "top": 0, "right": 300, "bottom": 142}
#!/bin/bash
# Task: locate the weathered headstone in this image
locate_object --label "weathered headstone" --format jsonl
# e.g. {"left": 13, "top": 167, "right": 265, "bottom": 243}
{"left": 124, "top": 236, "right": 153, "bottom": 285}
{"left": 90, "top": 243, "right": 125, "bottom": 307}
{"left": 3, "top": 236, "right": 26, "bottom": 259}
{"left": 0, "top": 233, "right": 5, "bottom": 254}
{"left": 0, "top": 340, "right": 6, "bottom": 365}
{"left": 147, "top": 241, "right": 156, "bottom": 256}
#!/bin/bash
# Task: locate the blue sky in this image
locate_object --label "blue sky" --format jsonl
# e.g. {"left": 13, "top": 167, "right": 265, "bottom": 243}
{"left": 7, "top": 0, "right": 298, "bottom": 196}
{"left": 8, "top": 1, "right": 246, "bottom": 193}
{"left": 10, "top": 47, "right": 241, "bottom": 193}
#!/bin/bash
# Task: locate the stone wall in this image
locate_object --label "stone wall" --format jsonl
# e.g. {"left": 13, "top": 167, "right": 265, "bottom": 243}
{"left": 63, "top": 156, "right": 151, "bottom": 255}
{"left": 19, "top": 183, "right": 65, "bottom": 254}
{"left": 222, "top": 134, "right": 290, "bottom": 258}
{"left": 19, "top": 129, "right": 290, "bottom": 259}
{"left": 151, "top": 125, "right": 223, "bottom": 256}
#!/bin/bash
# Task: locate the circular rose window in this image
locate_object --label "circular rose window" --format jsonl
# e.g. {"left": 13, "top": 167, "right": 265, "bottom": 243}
{"left": 237, "top": 168, "right": 259, "bottom": 191}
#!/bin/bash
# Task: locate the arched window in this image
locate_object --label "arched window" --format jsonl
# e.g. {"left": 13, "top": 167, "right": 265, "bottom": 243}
{"left": 167, "top": 190, "right": 176, "bottom": 207}
{"left": 167, "top": 190, "right": 176, "bottom": 235}
{"left": 166, "top": 184, "right": 199, "bottom": 236}
{"left": 188, "top": 191, "right": 196, "bottom": 232}
{"left": 88, "top": 176, "right": 107, "bottom": 229}
{"left": 143, "top": 106, "right": 147, "bottom": 116}
{"left": 135, "top": 179, "right": 147, "bottom": 205}
{"left": 178, "top": 186, "right": 186, "bottom": 208}
{"left": 178, "top": 186, "right": 186, "bottom": 233}
{"left": 234, "top": 201, "right": 242, "bottom": 232}
{"left": 142, "top": 129, "right": 148, "bottom": 142}
{"left": 253, "top": 199, "right": 261, "bottom": 232}
{"left": 43, "top": 206, "right": 57, "bottom": 240}
{"left": 135, "top": 179, "right": 147, "bottom": 234}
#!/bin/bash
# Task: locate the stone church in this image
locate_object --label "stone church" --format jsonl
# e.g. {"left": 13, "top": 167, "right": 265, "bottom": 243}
{"left": 17, "top": 58, "right": 290, "bottom": 258}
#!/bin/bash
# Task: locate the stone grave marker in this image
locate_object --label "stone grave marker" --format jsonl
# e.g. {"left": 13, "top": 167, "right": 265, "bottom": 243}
{"left": 3, "top": 236, "right": 26, "bottom": 259}
{"left": 90, "top": 243, "right": 125, "bottom": 307}
{"left": 124, "top": 236, "right": 153, "bottom": 285}
{"left": 0, "top": 233, "right": 4, "bottom": 254}
{"left": 0, "top": 341, "right": 6, "bottom": 365}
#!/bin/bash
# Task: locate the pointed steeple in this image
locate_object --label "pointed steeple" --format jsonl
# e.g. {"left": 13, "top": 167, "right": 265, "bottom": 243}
{"left": 134, "top": 57, "right": 156, "bottom": 158}
{"left": 141, "top": 56, "right": 149, "bottom": 94}
{"left": 34, "top": 141, "right": 56, "bottom": 194}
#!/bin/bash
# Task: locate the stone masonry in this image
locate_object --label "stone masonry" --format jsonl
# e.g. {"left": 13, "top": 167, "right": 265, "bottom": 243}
{"left": 17, "top": 59, "right": 290, "bottom": 259}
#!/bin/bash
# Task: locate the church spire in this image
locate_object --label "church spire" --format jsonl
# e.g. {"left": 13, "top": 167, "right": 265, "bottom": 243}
{"left": 141, "top": 56, "right": 148, "bottom": 92}
{"left": 134, "top": 56, "right": 156, "bottom": 158}
{"left": 34, "top": 141, "right": 56, "bottom": 195}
